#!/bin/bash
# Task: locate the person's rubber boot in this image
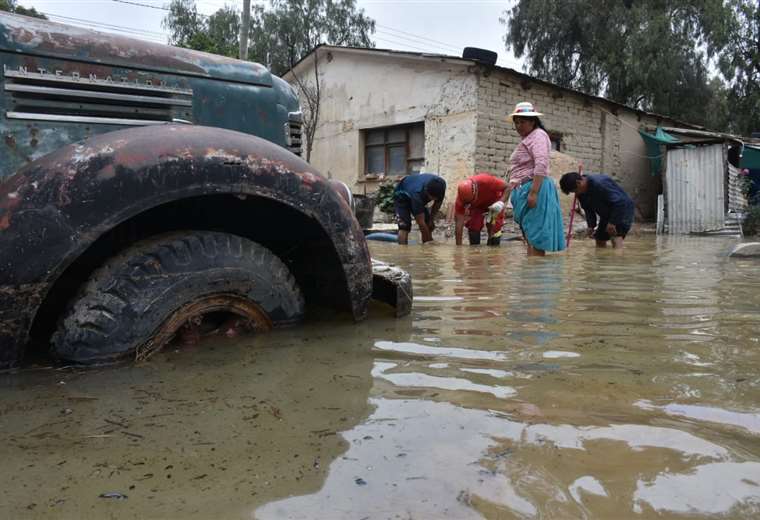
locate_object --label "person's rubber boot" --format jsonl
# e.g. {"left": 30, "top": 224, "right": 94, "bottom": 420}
{"left": 468, "top": 229, "right": 481, "bottom": 245}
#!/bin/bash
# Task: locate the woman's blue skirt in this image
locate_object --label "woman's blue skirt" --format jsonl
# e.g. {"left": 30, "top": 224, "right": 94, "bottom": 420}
{"left": 511, "top": 178, "right": 566, "bottom": 252}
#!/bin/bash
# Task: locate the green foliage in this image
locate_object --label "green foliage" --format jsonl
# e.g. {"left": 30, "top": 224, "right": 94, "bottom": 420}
{"left": 0, "top": 0, "right": 46, "bottom": 18}
{"left": 738, "top": 172, "right": 753, "bottom": 199}
{"left": 162, "top": 0, "right": 375, "bottom": 73}
{"left": 376, "top": 183, "right": 396, "bottom": 215}
{"left": 741, "top": 171, "right": 760, "bottom": 236}
{"left": 502, "top": 0, "right": 732, "bottom": 129}
{"left": 250, "top": 0, "right": 374, "bottom": 75}
{"left": 743, "top": 204, "right": 760, "bottom": 236}
{"left": 163, "top": 0, "right": 239, "bottom": 58}
{"left": 717, "top": 0, "right": 760, "bottom": 136}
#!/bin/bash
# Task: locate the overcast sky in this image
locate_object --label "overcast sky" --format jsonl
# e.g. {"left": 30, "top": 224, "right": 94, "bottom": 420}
{"left": 16, "top": 0, "right": 525, "bottom": 70}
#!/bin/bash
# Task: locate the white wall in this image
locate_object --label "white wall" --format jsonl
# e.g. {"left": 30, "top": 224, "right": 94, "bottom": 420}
{"left": 289, "top": 49, "right": 697, "bottom": 220}
{"left": 298, "top": 50, "right": 479, "bottom": 201}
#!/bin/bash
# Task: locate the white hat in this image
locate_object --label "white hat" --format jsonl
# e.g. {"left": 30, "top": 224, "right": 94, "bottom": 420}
{"left": 507, "top": 101, "right": 543, "bottom": 121}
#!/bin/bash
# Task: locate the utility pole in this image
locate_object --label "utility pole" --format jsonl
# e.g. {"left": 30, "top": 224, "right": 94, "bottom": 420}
{"left": 239, "top": 0, "right": 250, "bottom": 60}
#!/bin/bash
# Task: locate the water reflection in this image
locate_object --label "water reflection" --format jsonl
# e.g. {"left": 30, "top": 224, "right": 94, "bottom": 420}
{"left": 3, "top": 236, "right": 760, "bottom": 519}
{"left": 257, "top": 396, "right": 756, "bottom": 518}
{"left": 359, "top": 237, "right": 760, "bottom": 518}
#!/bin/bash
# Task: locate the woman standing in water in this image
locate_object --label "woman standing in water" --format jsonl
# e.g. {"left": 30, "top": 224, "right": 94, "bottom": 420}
{"left": 507, "top": 102, "right": 566, "bottom": 256}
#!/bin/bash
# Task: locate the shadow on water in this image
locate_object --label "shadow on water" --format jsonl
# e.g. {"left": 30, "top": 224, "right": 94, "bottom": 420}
{"left": 3, "top": 235, "right": 760, "bottom": 519}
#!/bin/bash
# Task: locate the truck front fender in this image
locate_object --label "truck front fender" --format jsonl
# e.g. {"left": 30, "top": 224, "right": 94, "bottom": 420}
{"left": 0, "top": 124, "right": 371, "bottom": 367}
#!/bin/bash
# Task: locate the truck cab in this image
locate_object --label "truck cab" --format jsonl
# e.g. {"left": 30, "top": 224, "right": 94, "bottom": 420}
{"left": 0, "top": 12, "right": 410, "bottom": 368}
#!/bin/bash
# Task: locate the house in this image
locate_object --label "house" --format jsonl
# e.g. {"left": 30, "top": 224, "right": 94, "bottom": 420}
{"left": 641, "top": 127, "right": 752, "bottom": 234}
{"left": 283, "top": 45, "right": 704, "bottom": 221}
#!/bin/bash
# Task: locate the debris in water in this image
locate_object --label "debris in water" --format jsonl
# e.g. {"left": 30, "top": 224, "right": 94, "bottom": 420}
{"left": 514, "top": 363, "right": 561, "bottom": 373}
{"left": 355, "top": 478, "right": 367, "bottom": 486}
{"left": 98, "top": 492, "right": 128, "bottom": 500}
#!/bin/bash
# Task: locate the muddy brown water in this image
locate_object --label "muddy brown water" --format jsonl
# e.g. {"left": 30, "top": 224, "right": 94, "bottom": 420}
{"left": 2, "top": 235, "right": 760, "bottom": 519}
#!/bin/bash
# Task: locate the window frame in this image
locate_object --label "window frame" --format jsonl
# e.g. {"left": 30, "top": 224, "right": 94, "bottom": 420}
{"left": 363, "top": 122, "right": 424, "bottom": 178}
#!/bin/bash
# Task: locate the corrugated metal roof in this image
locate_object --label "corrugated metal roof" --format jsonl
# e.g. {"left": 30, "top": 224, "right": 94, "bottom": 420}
{"left": 665, "top": 144, "right": 725, "bottom": 234}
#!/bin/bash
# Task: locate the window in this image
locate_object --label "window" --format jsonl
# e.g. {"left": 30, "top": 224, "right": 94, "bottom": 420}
{"left": 364, "top": 123, "right": 424, "bottom": 177}
{"left": 548, "top": 131, "right": 562, "bottom": 152}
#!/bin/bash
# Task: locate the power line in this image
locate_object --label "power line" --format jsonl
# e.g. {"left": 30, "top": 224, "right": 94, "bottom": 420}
{"left": 363, "top": 0, "right": 507, "bottom": 3}
{"left": 50, "top": 1, "right": 470, "bottom": 59}
{"left": 45, "top": 12, "right": 167, "bottom": 37}
{"left": 373, "top": 35, "right": 448, "bottom": 55}
{"left": 109, "top": 0, "right": 211, "bottom": 19}
{"left": 376, "top": 23, "right": 461, "bottom": 53}
{"left": 375, "top": 30, "right": 458, "bottom": 56}
{"left": 112, "top": 0, "right": 169, "bottom": 10}
{"left": 108, "top": 0, "right": 467, "bottom": 56}
{"left": 43, "top": 12, "right": 168, "bottom": 42}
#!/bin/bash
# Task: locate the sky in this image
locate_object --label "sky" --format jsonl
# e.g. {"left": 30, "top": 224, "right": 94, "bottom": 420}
{"left": 15, "top": 0, "right": 525, "bottom": 70}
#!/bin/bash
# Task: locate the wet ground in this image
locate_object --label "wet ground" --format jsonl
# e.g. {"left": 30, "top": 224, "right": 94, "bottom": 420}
{"left": 2, "top": 234, "right": 760, "bottom": 519}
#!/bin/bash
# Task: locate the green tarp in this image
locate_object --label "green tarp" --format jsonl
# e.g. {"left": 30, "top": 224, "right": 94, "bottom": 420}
{"left": 638, "top": 128, "right": 681, "bottom": 176}
{"left": 740, "top": 145, "right": 760, "bottom": 170}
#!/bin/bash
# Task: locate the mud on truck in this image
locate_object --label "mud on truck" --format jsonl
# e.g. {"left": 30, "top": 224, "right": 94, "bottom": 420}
{"left": 0, "top": 12, "right": 411, "bottom": 369}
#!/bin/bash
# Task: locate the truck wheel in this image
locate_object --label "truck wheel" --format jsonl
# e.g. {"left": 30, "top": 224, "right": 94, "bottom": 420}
{"left": 51, "top": 231, "right": 304, "bottom": 364}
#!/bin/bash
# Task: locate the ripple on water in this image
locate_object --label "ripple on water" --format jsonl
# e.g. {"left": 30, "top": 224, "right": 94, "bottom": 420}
{"left": 542, "top": 350, "right": 581, "bottom": 359}
{"left": 373, "top": 340, "right": 508, "bottom": 361}
{"left": 635, "top": 400, "right": 760, "bottom": 435}
{"left": 634, "top": 462, "right": 760, "bottom": 515}
{"left": 372, "top": 362, "right": 517, "bottom": 399}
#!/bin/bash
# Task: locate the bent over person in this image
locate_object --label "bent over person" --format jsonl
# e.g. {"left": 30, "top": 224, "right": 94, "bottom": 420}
{"left": 559, "top": 172, "right": 635, "bottom": 249}
{"left": 393, "top": 173, "right": 446, "bottom": 244}
{"left": 454, "top": 173, "right": 507, "bottom": 246}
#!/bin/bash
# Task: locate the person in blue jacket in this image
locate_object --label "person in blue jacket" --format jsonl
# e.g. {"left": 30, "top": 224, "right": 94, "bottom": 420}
{"left": 393, "top": 173, "right": 446, "bottom": 244}
{"left": 560, "top": 172, "right": 635, "bottom": 250}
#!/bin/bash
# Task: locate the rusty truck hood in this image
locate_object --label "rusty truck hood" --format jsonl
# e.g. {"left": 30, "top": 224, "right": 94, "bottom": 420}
{"left": 0, "top": 12, "right": 273, "bottom": 87}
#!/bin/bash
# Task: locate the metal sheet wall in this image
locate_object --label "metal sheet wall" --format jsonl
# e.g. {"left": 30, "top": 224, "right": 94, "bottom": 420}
{"left": 665, "top": 144, "right": 725, "bottom": 234}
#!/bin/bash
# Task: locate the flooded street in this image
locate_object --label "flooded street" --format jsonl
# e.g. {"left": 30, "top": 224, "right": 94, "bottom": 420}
{"left": 3, "top": 234, "right": 760, "bottom": 519}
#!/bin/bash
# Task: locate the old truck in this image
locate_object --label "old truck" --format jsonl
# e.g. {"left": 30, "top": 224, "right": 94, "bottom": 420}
{"left": 0, "top": 12, "right": 410, "bottom": 368}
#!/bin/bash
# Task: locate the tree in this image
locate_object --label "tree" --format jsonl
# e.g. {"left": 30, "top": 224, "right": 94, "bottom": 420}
{"left": 163, "top": 0, "right": 375, "bottom": 161}
{"left": 718, "top": 0, "right": 760, "bottom": 135}
{"left": 163, "top": 0, "right": 239, "bottom": 58}
{"left": 249, "top": 1, "right": 374, "bottom": 160}
{"left": 501, "top": 0, "right": 732, "bottom": 129}
{"left": 248, "top": 0, "right": 374, "bottom": 75}
{"left": 0, "top": 0, "right": 46, "bottom": 18}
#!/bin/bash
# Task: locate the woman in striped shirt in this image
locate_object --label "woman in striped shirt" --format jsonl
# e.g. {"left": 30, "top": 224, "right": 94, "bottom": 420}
{"left": 507, "top": 102, "right": 566, "bottom": 256}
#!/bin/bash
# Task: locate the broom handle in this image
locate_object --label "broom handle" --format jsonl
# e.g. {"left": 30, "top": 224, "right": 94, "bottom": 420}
{"left": 566, "top": 164, "right": 582, "bottom": 246}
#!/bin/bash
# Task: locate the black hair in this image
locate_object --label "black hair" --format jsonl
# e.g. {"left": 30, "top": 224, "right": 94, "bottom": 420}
{"left": 426, "top": 176, "right": 447, "bottom": 200}
{"left": 559, "top": 172, "right": 583, "bottom": 194}
{"left": 514, "top": 115, "right": 546, "bottom": 132}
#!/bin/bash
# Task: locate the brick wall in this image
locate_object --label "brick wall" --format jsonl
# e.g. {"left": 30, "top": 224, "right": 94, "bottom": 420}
{"left": 474, "top": 69, "right": 623, "bottom": 179}
{"left": 288, "top": 50, "right": 696, "bottom": 220}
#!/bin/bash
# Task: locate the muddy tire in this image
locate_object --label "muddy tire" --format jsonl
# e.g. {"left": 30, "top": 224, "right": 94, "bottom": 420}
{"left": 52, "top": 231, "right": 304, "bottom": 364}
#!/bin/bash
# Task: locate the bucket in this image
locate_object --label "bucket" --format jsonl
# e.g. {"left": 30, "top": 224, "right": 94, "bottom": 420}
{"left": 353, "top": 195, "right": 376, "bottom": 229}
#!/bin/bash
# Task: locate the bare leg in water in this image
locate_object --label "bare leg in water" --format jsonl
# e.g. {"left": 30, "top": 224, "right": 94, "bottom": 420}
{"left": 527, "top": 243, "right": 546, "bottom": 257}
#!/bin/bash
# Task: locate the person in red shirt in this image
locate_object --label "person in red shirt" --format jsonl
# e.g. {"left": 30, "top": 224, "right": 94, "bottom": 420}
{"left": 454, "top": 173, "right": 508, "bottom": 245}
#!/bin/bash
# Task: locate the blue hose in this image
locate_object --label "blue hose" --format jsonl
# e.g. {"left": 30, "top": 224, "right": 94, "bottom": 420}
{"left": 365, "top": 232, "right": 401, "bottom": 242}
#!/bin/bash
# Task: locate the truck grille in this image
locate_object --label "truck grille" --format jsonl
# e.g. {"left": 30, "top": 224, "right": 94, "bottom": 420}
{"left": 3, "top": 67, "right": 193, "bottom": 125}
{"left": 285, "top": 111, "right": 302, "bottom": 156}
